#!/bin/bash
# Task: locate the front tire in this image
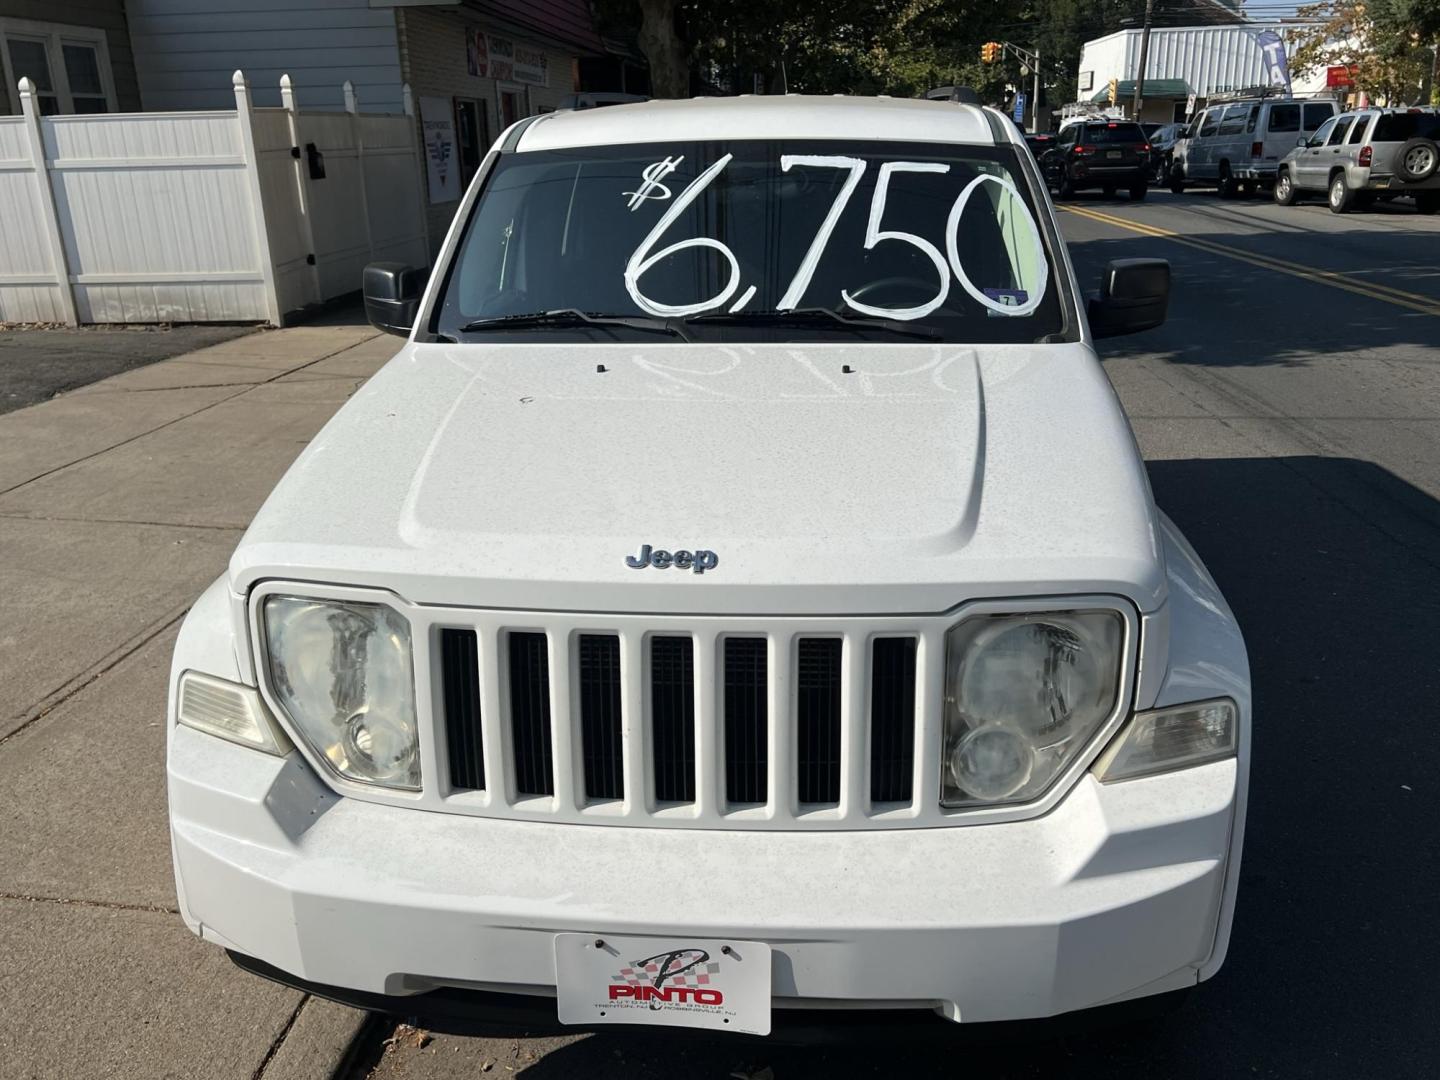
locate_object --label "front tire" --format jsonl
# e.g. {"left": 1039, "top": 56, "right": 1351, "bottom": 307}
{"left": 1058, "top": 169, "right": 1075, "bottom": 200}
{"left": 1129, "top": 181, "right": 1148, "bottom": 201}
{"left": 1415, "top": 191, "right": 1440, "bottom": 215}
{"left": 1328, "top": 172, "right": 1356, "bottom": 213}
{"left": 1273, "top": 169, "right": 1298, "bottom": 206}
{"left": 1217, "top": 163, "right": 1239, "bottom": 199}
{"left": 1168, "top": 165, "right": 1185, "bottom": 195}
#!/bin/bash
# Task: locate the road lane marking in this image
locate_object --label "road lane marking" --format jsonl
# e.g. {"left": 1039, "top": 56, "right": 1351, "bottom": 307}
{"left": 1060, "top": 204, "right": 1440, "bottom": 317}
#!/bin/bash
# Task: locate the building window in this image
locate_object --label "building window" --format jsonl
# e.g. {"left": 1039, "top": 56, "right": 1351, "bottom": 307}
{"left": 0, "top": 19, "right": 117, "bottom": 115}
{"left": 498, "top": 85, "right": 528, "bottom": 128}
{"left": 454, "top": 98, "right": 488, "bottom": 187}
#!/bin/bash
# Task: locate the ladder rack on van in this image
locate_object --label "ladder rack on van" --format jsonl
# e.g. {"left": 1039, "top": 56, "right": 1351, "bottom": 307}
{"left": 1204, "top": 86, "right": 1336, "bottom": 106}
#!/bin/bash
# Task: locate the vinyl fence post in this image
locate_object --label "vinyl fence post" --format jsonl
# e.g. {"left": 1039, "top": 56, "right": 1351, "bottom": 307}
{"left": 17, "top": 77, "right": 78, "bottom": 325}
{"left": 402, "top": 83, "right": 432, "bottom": 265}
{"left": 280, "top": 74, "right": 322, "bottom": 307}
{"left": 232, "top": 70, "right": 283, "bottom": 327}
{"left": 343, "top": 80, "right": 376, "bottom": 265}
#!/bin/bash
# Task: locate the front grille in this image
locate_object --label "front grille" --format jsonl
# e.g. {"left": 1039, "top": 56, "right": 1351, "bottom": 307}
{"left": 870, "top": 637, "right": 918, "bottom": 803}
{"left": 723, "top": 638, "right": 767, "bottom": 805}
{"left": 440, "top": 628, "right": 484, "bottom": 791}
{"left": 508, "top": 632, "right": 553, "bottom": 797}
{"left": 796, "top": 639, "right": 842, "bottom": 804}
{"left": 578, "top": 634, "right": 623, "bottom": 800}
{"left": 650, "top": 636, "right": 696, "bottom": 803}
{"left": 440, "top": 621, "right": 928, "bottom": 827}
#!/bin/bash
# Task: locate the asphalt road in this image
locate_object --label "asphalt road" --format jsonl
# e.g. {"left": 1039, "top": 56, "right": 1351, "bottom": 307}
{"left": 356, "top": 189, "right": 1440, "bottom": 1078}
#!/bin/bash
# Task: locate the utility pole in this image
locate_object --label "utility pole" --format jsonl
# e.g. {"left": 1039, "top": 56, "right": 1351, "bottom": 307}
{"left": 1131, "top": 0, "right": 1155, "bottom": 121}
{"left": 1033, "top": 49, "right": 1041, "bottom": 133}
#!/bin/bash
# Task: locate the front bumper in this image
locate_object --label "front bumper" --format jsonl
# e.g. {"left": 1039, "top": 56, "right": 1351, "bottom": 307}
{"left": 170, "top": 725, "right": 1240, "bottom": 1026}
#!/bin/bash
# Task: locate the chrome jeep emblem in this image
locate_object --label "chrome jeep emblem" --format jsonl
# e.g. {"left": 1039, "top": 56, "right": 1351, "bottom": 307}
{"left": 626, "top": 544, "right": 718, "bottom": 575}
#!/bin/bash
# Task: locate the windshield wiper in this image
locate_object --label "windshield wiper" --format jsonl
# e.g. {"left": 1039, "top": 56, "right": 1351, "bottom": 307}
{"left": 458, "top": 309, "right": 691, "bottom": 341}
{"left": 685, "top": 307, "right": 939, "bottom": 340}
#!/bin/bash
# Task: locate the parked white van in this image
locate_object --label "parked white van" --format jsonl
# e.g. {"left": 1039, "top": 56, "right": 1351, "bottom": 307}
{"left": 1172, "top": 97, "right": 1338, "bottom": 197}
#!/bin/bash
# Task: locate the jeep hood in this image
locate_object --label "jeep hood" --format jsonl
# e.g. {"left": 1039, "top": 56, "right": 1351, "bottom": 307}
{"left": 231, "top": 342, "right": 1165, "bottom": 615}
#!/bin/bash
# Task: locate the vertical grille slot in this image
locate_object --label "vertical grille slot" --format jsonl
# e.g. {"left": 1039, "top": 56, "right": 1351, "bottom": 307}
{"left": 578, "top": 634, "right": 624, "bottom": 801}
{"left": 723, "top": 637, "right": 768, "bottom": 805}
{"left": 650, "top": 636, "right": 696, "bottom": 803}
{"left": 796, "top": 638, "right": 842, "bottom": 804}
{"left": 508, "top": 632, "right": 554, "bottom": 796}
{"left": 440, "top": 628, "right": 484, "bottom": 791}
{"left": 869, "top": 637, "right": 918, "bottom": 803}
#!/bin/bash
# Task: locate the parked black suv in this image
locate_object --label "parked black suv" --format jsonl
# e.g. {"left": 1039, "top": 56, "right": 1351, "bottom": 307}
{"left": 1043, "top": 121, "right": 1152, "bottom": 200}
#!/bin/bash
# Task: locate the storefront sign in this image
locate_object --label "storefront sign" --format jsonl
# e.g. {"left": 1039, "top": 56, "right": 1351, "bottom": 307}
{"left": 466, "top": 30, "right": 548, "bottom": 86}
{"left": 419, "top": 95, "right": 459, "bottom": 204}
{"left": 1326, "top": 64, "right": 1358, "bottom": 88}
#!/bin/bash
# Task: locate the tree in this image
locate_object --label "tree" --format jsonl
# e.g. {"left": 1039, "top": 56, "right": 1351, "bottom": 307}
{"left": 636, "top": 0, "right": 689, "bottom": 97}
{"left": 1289, "top": 0, "right": 1433, "bottom": 104}
{"left": 594, "top": 0, "right": 1240, "bottom": 116}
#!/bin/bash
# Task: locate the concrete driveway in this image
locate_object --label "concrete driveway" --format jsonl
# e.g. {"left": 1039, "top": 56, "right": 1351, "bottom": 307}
{"left": 0, "top": 322, "right": 399, "bottom": 1080}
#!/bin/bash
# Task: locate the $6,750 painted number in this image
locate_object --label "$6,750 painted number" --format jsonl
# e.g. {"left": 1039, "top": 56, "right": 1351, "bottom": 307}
{"left": 621, "top": 155, "right": 1047, "bottom": 320}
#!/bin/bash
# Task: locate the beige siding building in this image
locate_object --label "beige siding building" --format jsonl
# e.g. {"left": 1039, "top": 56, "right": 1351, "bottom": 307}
{"left": 396, "top": 3, "right": 598, "bottom": 246}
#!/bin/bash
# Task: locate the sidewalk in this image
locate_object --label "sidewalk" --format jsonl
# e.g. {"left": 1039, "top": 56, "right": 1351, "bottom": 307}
{"left": 0, "top": 322, "right": 399, "bottom": 1079}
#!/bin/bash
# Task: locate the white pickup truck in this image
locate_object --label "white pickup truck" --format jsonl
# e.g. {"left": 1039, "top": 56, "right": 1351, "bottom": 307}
{"left": 167, "top": 95, "right": 1249, "bottom": 1039}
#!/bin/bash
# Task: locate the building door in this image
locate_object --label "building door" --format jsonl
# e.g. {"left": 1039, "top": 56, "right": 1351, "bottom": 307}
{"left": 454, "top": 98, "right": 488, "bottom": 187}
{"left": 499, "top": 85, "right": 527, "bottom": 128}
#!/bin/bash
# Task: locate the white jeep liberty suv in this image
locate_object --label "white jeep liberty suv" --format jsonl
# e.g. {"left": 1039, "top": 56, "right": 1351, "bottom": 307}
{"left": 167, "top": 96, "right": 1249, "bottom": 1038}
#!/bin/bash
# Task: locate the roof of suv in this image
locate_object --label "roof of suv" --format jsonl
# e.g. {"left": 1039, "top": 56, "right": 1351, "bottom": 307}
{"left": 514, "top": 95, "right": 1006, "bottom": 152}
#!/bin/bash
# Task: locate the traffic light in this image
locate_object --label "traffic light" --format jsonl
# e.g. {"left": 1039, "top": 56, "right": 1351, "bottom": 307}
{"left": 1107, "top": 78, "right": 1119, "bottom": 105}
{"left": 981, "top": 41, "right": 1002, "bottom": 64}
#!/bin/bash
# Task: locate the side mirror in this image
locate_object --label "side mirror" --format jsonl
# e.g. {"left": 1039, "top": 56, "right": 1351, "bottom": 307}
{"left": 1088, "top": 258, "right": 1170, "bottom": 339}
{"left": 1297, "top": 136, "right": 1309, "bottom": 147}
{"left": 363, "top": 263, "right": 428, "bottom": 336}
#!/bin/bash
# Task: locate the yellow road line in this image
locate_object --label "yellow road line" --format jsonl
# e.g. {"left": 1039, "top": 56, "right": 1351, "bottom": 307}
{"left": 1074, "top": 204, "right": 1437, "bottom": 305}
{"left": 1059, "top": 204, "right": 1440, "bottom": 317}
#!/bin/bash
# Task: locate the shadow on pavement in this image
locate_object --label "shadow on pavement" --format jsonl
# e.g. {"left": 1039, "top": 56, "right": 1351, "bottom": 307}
{"left": 1064, "top": 226, "right": 1440, "bottom": 369}
{"left": 363, "top": 458, "right": 1440, "bottom": 1077}
{"left": 0, "top": 322, "right": 258, "bottom": 413}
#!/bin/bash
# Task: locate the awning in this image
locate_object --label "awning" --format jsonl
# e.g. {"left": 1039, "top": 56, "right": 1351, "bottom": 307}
{"left": 1089, "top": 78, "right": 1192, "bottom": 103}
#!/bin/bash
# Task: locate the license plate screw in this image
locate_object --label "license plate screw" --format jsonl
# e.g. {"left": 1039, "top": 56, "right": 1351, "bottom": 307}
{"left": 594, "top": 938, "right": 605, "bottom": 949}
{"left": 721, "top": 945, "right": 733, "bottom": 956}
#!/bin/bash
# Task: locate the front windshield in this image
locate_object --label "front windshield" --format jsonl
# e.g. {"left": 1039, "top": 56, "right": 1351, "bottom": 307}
{"left": 433, "top": 139, "right": 1065, "bottom": 343}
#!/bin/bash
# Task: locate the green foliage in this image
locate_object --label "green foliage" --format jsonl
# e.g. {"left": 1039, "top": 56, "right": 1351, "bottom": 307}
{"left": 1291, "top": 0, "right": 1436, "bottom": 105}
{"left": 593, "top": 0, "right": 1264, "bottom": 111}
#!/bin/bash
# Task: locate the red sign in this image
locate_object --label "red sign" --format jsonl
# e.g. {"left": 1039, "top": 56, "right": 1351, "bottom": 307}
{"left": 1326, "top": 65, "right": 1358, "bottom": 88}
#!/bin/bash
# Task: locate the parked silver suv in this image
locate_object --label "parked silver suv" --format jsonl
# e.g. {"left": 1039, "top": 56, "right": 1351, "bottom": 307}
{"left": 1274, "top": 108, "right": 1440, "bottom": 214}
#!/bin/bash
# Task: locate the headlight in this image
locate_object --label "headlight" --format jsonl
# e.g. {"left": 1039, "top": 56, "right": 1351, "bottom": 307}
{"left": 261, "top": 596, "right": 420, "bottom": 790}
{"left": 943, "top": 611, "right": 1123, "bottom": 807}
{"left": 1093, "top": 699, "right": 1236, "bottom": 783}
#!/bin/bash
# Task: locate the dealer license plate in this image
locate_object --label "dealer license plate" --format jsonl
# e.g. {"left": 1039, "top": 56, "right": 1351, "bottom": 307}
{"left": 554, "top": 934, "right": 771, "bottom": 1035}
{"left": 1106, "top": 150, "right": 1123, "bottom": 159}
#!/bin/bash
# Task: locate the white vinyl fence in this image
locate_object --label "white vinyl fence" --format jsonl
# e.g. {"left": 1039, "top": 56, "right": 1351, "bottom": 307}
{"left": 0, "top": 71, "right": 428, "bottom": 325}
